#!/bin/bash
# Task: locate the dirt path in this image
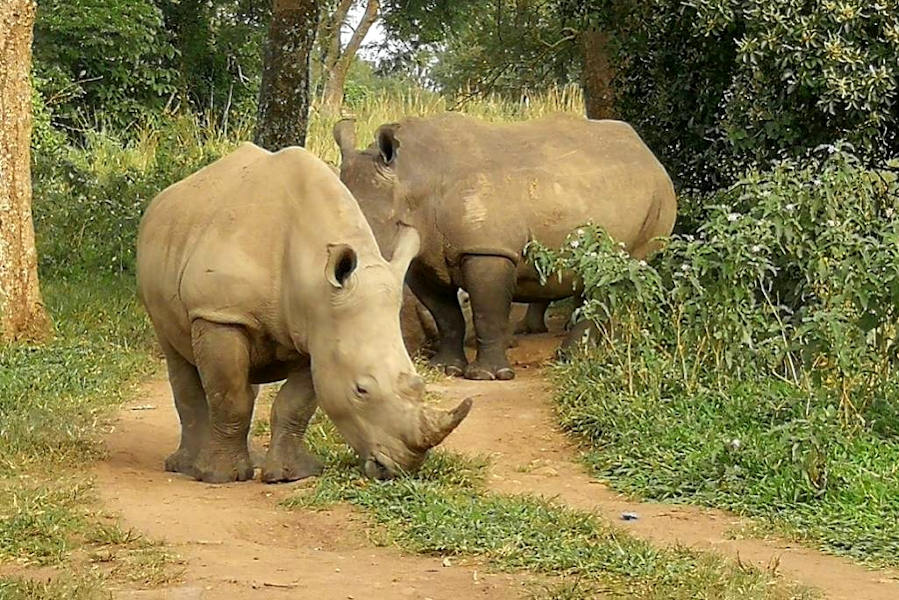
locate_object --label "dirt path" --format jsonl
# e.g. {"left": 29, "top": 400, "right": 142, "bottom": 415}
{"left": 94, "top": 331, "right": 899, "bottom": 600}
{"left": 435, "top": 333, "right": 899, "bottom": 600}
{"left": 94, "top": 379, "right": 526, "bottom": 600}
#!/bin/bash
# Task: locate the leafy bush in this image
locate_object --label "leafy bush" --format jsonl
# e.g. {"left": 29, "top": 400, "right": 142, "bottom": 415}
{"left": 33, "top": 0, "right": 178, "bottom": 130}
{"left": 531, "top": 149, "right": 899, "bottom": 564}
{"left": 31, "top": 114, "right": 251, "bottom": 277}
{"left": 597, "top": 0, "right": 899, "bottom": 190}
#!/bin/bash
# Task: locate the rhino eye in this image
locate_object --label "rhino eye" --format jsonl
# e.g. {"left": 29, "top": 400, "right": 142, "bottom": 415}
{"left": 354, "top": 383, "right": 369, "bottom": 397}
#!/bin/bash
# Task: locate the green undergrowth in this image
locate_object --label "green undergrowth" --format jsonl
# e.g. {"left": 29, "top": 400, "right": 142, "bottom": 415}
{"left": 0, "top": 574, "right": 107, "bottom": 600}
{"left": 529, "top": 149, "right": 899, "bottom": 568}
{"left": 284, "top": 419, "right": 815, "bottom": 600}
{"left": 0, "top": 276, "right": 179, "bottom": 590}
{"left": 552, "top": 360, "right": 899, "bottom": 568}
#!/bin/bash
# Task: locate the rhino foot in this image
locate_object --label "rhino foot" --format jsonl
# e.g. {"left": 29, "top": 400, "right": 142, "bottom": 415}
{"left": 164, "top": 448, "right": 198, "bottom": 474}
{"left": 464, "top": 362, "right": 515, "bottom": 381}
{"left": 261, "top": 445, "right": 323, "bottom": 483}
{"left": 429, "top": 353, "right": 467, "bottom": 378}
{"left": 190, "top": 447, "right": 255, "bottom": 483}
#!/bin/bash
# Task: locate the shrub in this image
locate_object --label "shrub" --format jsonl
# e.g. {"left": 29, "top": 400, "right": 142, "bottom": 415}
{"left": 32, "top": 0, "right": 178, "bottom": 130}
{"left": 601, "top": 0, "right": 899, "bottom": 190}
{"left": 530, "top": 148, "right": 899, "bottom": 563}
{"left": 533, "top": 147, "right": 899, "bottom": 403}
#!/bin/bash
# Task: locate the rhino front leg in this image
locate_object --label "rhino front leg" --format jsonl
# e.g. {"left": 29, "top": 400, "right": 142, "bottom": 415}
{"left": 189, "top": 319, "right": 256, "bottom": 483}
{"left": 514, "top": 301, "right": 550, "bottom": 334}
{"left": 407, "top": 266, "right": 467, "bottom": 376}
{"left": 162, "top": 345, "right": 209, "bottom": 475}
{"left": 262, "top": 367, "right": 323, "bottom": 483}
{"left": 462, "top": 255, "right": 516, "bottom": 380}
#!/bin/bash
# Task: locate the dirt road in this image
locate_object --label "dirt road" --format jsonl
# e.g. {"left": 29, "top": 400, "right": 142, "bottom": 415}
{"left": 95, "top": 333, "right": 899, "bottom": 599}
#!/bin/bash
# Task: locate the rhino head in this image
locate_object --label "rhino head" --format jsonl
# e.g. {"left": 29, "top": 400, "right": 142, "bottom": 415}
{"left": 304, "top": 223, "right": 471, "bottom": 479}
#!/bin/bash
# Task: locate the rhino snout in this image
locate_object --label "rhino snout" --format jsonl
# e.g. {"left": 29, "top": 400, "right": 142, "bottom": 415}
{"left": 363, "top": 450, "right": 424, "bottom": 480}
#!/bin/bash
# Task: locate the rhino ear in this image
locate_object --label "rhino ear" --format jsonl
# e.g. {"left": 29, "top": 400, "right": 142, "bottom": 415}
{"left": 333, "top": 119, "right": 356, "bottom": 160}
{"left": 326, "top": 243, "right": 358, "bottom": 289}
{"left": 389, "top": 224, "right": 420, "bottom": 279}
{"left": 377, "top": 124, "right": 400, "bottom": 166}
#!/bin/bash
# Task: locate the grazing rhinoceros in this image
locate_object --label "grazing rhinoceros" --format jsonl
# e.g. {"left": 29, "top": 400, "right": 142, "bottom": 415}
{"left": 333, "top": 113, "right": 677, "bottom": 381}
{"left": 136, "top": 142, "right": 471, "bottom": 483}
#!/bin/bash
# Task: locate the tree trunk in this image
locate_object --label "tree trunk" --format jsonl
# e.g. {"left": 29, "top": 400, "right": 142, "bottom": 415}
{"left": 582, "top": 28, "right": 615, "bottom": 120}
{"left": 318, "top": 0, "right": 354, "bottom": 96}
{"left": 255, "top": 0, "right": 319, "bottom": 150}
{"left": 321, "top": 0, "right": 379, "bottom": 113}
{"left": 0, "top": 0, "right": 51, "bottom": 343}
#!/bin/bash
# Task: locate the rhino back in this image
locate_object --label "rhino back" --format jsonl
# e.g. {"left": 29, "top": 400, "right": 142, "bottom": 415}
{"left": 137, "top": 143, "right": 378, "bottom": 359}
{"left": 394, "top": 114, "right": 674, "bottom": 265}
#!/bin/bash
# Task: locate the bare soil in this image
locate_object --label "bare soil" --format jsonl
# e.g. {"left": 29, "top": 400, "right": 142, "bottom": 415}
{"left": 94, "top": 324, "right": 899, "bottom": 599}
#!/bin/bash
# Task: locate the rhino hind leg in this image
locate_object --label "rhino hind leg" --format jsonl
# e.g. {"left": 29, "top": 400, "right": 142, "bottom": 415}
{"left": 262, "top": 367, "right": 323, "bottom": 483}
{"left": 462, "top": 255, "right": 516, "bottom": 381}
{"left": 162, "top": 346, "right": 210, "bottom": 475}
{"left": 407, "top": 268, "right": 467, "bottom": 377}
{"left": 514, "top": 301, "right": 550, "bottom": 335}
{"left": 187, "top": 319, "right": 256, "bottom": 483}
{"left": 557, "top": 319, "right": 602, "bottom": 359}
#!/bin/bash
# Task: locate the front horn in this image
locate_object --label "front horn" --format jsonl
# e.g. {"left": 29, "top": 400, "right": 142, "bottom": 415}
{"left": 418, "top": 397, "right": 473, "bottom": 449}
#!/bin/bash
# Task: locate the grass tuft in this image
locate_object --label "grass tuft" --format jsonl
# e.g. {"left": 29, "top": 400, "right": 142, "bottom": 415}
{"left": 287, "top": 420, "right": 816, "bottom": 600}
{"left": 551, "top": 357, "right": 899, "bottom": 568}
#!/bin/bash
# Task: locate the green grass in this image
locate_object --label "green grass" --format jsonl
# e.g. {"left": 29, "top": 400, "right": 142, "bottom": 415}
{"left": 283, "top": 419, "right": 814, "bottom": 600}
{"left": 0, "top": 275, "right": 179, "bottom": 588}
{"left": 551, "top": 356, "right": 899, "bottom": 568}
{"left": 0, "top": 574, "right": 108, "bottom": 600}
{"left": 0, "top": 276, "right": 155, "bottom": 474}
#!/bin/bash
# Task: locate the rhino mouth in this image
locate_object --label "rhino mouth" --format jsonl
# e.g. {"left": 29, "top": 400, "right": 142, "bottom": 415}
{"left": 363, "top": 450, "right": 417, "bottom": 480}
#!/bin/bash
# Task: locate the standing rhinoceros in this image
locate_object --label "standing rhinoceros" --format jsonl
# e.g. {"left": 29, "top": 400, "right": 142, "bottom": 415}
{"left": 136, "top": 142, "right": 471, "bottom": 483}
{"left": 334, "top": 113, "right": 677, "bottom": 381}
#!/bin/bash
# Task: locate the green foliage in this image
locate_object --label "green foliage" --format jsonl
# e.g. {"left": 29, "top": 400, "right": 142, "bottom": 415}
{"left": 31, "top": 114, "right": 251, "bottom": 277}
{"left": 33, "top": 0, "right": 178, "bottom": 129}
{"left": 532, "top": 149, "right": 899, "bottom": 565}
{"left": 156, "top": 0, "right": 268, "bottom": 116}
{"left": 597, "top": 0, "right": 899, "bottom": 189}
{"left": 377, "top": 0, "right": 487, "bottom": 74}
{"left": 341, "top": 59, "right": 425, "bottom": 110}
{"left": 427, "top": 1, "right": 580, "bottom": 97}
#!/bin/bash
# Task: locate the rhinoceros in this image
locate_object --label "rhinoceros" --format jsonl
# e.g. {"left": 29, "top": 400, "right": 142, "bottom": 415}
{"left": 334, "top": 113, "right": 677, "bottom": 381}
{"left": 136, "top": 142, "right": 471, "bottom": 483}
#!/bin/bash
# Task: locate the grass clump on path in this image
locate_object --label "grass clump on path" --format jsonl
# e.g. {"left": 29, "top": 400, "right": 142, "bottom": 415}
{"left": 285, "top": 421, "right": 815, "bottom": 600}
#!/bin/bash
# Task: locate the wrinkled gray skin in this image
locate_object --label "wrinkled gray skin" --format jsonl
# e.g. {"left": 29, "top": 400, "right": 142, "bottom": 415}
{"left": 136, "top": 143, "right": 471, "bottom": 483}
{"left": 335, "top": 114, "right": 677, "bottom": 380}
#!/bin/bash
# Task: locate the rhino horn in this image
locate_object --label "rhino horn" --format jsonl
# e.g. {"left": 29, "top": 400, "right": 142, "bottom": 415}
{"left": 333, "top": 119, "right": 356, "bottom": 159}
{"left": 419, "top": 397, "right": 473, "bottom": 449}
{"left": 389, "top": 224, "right": 420, "bottom": 279}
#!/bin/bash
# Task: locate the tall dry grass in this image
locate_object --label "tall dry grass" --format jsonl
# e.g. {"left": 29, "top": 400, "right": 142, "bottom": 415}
{"left": 307, "top": 84, "right": 584, "bottom": 165}
{"left": 71, "top": 84, "right": 585, "bottom": 179}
